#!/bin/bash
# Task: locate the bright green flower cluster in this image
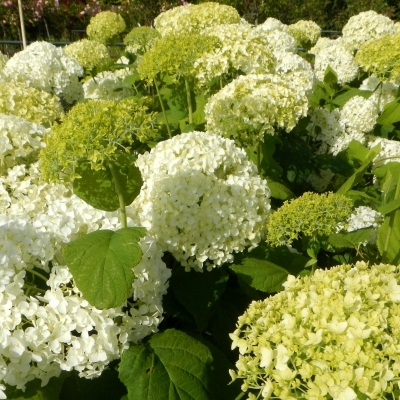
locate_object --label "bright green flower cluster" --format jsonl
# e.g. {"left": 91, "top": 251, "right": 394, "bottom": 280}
{"left": 0, "top": 82, "right": 63, "bottom": 127}
{"left": 355, "top": 33, "right": 400, "bottom": 82}
{"left": 230, "top": 261, "right": 400, "bottom": 399}
{"left": 138, "top": 32, "right": 220, "bottom": 83}
{"left": 123, "top": 26, "right": 160, "bottom": 55}
{"left": 205, "top": 74, "right": 309, "bottom": 148}
{"left": 154, "top": 2, "right": 241, "bottom": 37}
{"left": 64, "top": 39, "right": 113, "bottom": 71}
{"left": 288, "top": 20, "right": 321, "bottom": 50}
{"left": 86, "top": 11, "right": 126, "bottom": 45}
{"left": 266, "top": 192, "right": 353, "bottom": 246}
{"left": 40, "top": 99, "right": 158, "bottom": 182}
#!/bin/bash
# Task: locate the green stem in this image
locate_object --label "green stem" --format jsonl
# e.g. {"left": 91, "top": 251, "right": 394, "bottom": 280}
{"left": 235, "top": 393, "right": 246, "bottom": 400}
{"left": 26, "top": 268, "right": 48, "bottom": 282}
{"left": 23, "top": 284, "right": 46, "bottom": 294}
{"left": 383, "top": 170, "right": 400, "bottom": 259}
{"left": 108, "top": 161, "right": 127, "bottom": 228}
{"left": 154, "top": 78, "right": 172, "bottom": 138}
{"left": 257, "top": 141, "right": 261, "bottom": 173}
{"left": 184, "top": 77, "right": 193, "bottom": 125}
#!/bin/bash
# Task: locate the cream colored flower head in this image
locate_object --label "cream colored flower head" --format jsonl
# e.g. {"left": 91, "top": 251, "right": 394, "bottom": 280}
{"left": 205, "top": 74, "right": 309, "bottom": 147}
{"left": 231, "top": 261, "right": 400, "bottom": 399}
{"left": 288, "top": 20, "right": 321, "bottom": 50}
{"left": 356, "top": 33, "right": 400, "bottom": 83}
{"left": 154, "top": 2, "right": 240, "bottom": 37}
{"left": 123, "top": 26, "right": 160, "bottom": 55}
{"left": 86, "top": 11, "right": 126, "bottom": 45}
{"left": 40, "top": 99, "right": 158, "bottom": 182}
{"left": 64, "top": 39, "right": 112, "bottom": 71}
{"left": 342, "top": 10, "right": 395, "bottom": 52}
{"left": 266, "top": 192, "right": 353, "bottom": 246}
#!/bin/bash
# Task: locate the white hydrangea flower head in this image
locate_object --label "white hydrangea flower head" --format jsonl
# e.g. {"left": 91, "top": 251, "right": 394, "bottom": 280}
{"left": 154, "top": 2, "right": 241, "bottom": 36}
{"left": 288, "top": 20, "right": 321, "bottom": 49}
{"left": 340, "top": 95, "right": 378, "bottom": 137}
{"left": 395, "top": 21, "right": 400, "bottom": 34}
{"left": 205, "top": 74, "right": 309, "bottom": 147}
{"left": 194, "top": 24, "right": 275, "bottom": 84}
{"left": 0, "top": 114, "right": 47, "bottom": 174}
{"left": 83, "top": 69, "right": 135, "bottom": 100}
{"left": 368, "top": 136, "right": 400, "bottom": 164}
{"left": 273, "top": 52, "right": 316, "bottom": 98}
{"left": 128, "top": 131, "right": 271, "bottom": 270}
{"left": 342, "top": 10, "right": 396, "bottom": 52}
{"left": 230, "top": 261, "right": 400, "bottom": 399}
{"left": 256, "top": 17, "right": 289, "bottom": 33}
{"left": 3, "top": 41, "right": 84, "bottom": 104}
{"left": 314, "top": 39, "right": 359, "bottom": 84}
{"left": 345, "top": 206, "right": 383, "bottom": 244}
{"left": 0, "top": 52, "right": 8, "bottom": 70}
{"left": 360, "top": 74, "right": 399, "bottom": 112}
{"left": 256, "top": 29, "right": 297, "bottom": 55}
{"left": 63, "top": 39, "right": 112, "bottom": 71}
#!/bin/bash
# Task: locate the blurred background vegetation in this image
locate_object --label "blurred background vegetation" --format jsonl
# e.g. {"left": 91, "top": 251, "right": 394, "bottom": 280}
{"left": 1, "top": 0, "right": 399, "bottom": 42}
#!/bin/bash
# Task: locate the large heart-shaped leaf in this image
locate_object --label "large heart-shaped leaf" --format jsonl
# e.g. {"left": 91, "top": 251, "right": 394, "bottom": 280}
{"left": 63, "top": 227, "right": 146, "bottom": 309}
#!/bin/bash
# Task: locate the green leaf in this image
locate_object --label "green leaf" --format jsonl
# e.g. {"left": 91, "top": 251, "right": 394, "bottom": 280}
{"left": 337, "top": 144, "right": 381, "bottom": 194}
{"left": 230, "top": 258, "right": 288, "bottom": 293}
{"left": 377, "top": 99, "right": 400, "bottom": 125}
{"left": 268, "top": 180, "right": 296, "bottom": 200}
{"left": 328, "top": 228, "right": 374, "bottom": 248}
{"left": 192, "top": 92, "right": 207, "bottom": 126}
{"left": 169, "top": 268, "right": 229, "bottom": 331}
{"left": 332, "top": 88, "right": 372, "bottom": 108}
{"left": 345, "top": 140, "right": 371, "bottom": 164}
{"left": 304, "top": 258, "right": 318, "bottom": 267}
{"left": 73, "top": 153, "right": 143, "bottom": 212}
{"left": 323, "top": 66, "right": 338, "bottom": 86}
{"left": 374, "top": 162, "right": 400, "bottom": 202}
{"left": 6, "top": 374, "right": 68, "bottom": 400}
{"left": 123, "top": 72, "right": 141, "bottom": 86}
{"left": 156, "top": 108, "right": 186, "bottom": 126}
{"left": 378, "top": 198, "right": 400, "bottom": 215}
{"left": 377, "top": 210, "right": 400, "bottom": 264}
{"left": 63, "top": 227, "right": 146, "bottom": 309}
{"left": 119, "top": 329, "right": 213, "bottom": 400}
{"left": 60, "top": 370, "right": 126, "bottom": 400}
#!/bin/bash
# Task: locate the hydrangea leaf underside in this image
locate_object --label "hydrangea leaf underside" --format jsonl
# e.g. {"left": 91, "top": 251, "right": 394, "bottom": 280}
{"left": 119, "top": 329, "right": 213, "bottom": 400}
{"left": 73, "top": 153, "right": 143, "bottom": 212}
{"left": 230, "top": 258, "right": 289, "bottom": 293}
{"left": 63, "top": 228, "right": 146, "bottom": 309}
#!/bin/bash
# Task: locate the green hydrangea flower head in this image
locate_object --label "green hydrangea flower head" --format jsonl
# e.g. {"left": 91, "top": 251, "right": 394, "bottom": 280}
{"left": 288, "top": 20, "right": 321, "bottom": 50}
{"left": 64, "top": 39, "right": 113, "bottom": 71}
{"left": 267, "top": 191, "right": 353, "bottom": 246}
{"left": 205, "top": 74, "right": 309, "bottom": 148}
{"left": 0, "top": 81, "right": 63, "bottom": 127}
{"left": 230, "top": 261, "right": 400, "bottom": 399}
{"left": 40, "top": 99, "right": 158, "bottom": 182}
{"left": 355, "top": 33, "right": 400, "bottom": 82}
{"left": 123, "top": 26, "right": 160, "bottom": 55}
{"left": 86, "top": 11, "right": 126, "bottom": 45}
{"left": 138, "top": 32, "right": 221, "bottom": 83}
{"left": 154, "top": 2, "right": 241, "bottom": 37}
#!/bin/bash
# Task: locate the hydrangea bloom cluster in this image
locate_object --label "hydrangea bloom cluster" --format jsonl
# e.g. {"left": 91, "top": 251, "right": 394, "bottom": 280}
{"left": 0, "top": 159, "right": 171, "bottom": 390}
{"left": 356, "top": 33, "right": 400, "bottom": 83}
{"left": 205, "top": 74, "right": 309, "bottom": 147}
{"left": 368, "top": 136, "right": 400, "bottom": 164}
{"left": 123, "top": 26, "right": 161, "bottom": 55}
{"left": 0, "top": 81, "right": 63, "bottom": 127}
{"left": 40, "top": 99, "right": 157, "bottom": 181}
{"left": 345, "top": 206, "right": 383, "bottom": 244}
{"left": 193, "top": 24, "right": 275, "bottom": 85}
{"left": 3, "top": 42, "right": 83, "bottom": 104}
{"left": 310, "top": 96, "right": 378, "bottom": 155}
{"left": 258, "top": 29, "right": 297, "bottom": 55}
{"left": 83, "top": 69, "right": 135, "bottom": 100}
{"left": 0, "top": 114, "right": 47, "bottom": 174}
{"left": 341, "top": 10, "right": 396, "bottom": 52}
{"left": 230, "top": 261, "right": 400, "bottom": 399}
{"left": 313, "top": 38, "right": 359, "bottom": 84}
{"left": 86, "top": 11, "right": 126, "bottom": 44}
{"left": 138, "top": 32, "right": 220, "bottom": 83}
{"left": 266, "top": 192, "right": 353, "bottom": 246}
{"left": 154, "top": 2, "right": 240, "bottom": 36}
{"left": 360, "top": 74, "right": 398, "bottom": 112}
{"left": 287, "top": 20, "right": 321, "bottom": 49}
{"left": 64, "top": 39, "right": 112, "bottom": 71}
{"left": 128, "top": 131, "right": 271, "bottom": 270}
